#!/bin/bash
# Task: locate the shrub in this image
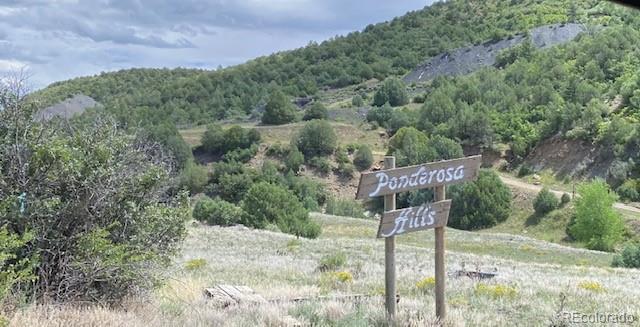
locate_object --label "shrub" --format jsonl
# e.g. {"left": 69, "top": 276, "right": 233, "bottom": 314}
{"left": 352, "top": 95, "right": 364, "bottom": 107}
{"left": 295, "top": 120, "right": 337, "bottom": 158}
{"left": 569, "top": 180, "right": 624, "bottom": 251}
{"left": 415, "top": 277, "right": 436, "bottom": 293}
{"left": 474, "top": 283, "right": 518, "bottom": 299}
{"left": 209, "top": 171, "right": 257, "bottom": 203}
{"left": 318, "top": 252, "right": 347, "bottom": 271}
{"left": 333, "top": 271, "right": 353, "bottom": 283}
{"left": 201, "top": 124, "right": 260, "bottom": 155}
{"left": 335, "top": 147, "right": 350, "bottom": 164}
{"left": 193, "top": 197, "right": 244, "bottom": 226}
{"left": 517, "top": 165, "right": 534, "bottom": 177}
{"left": 262, "top": 89, "right": 296, "bottom": 125}
{"left": 179, "top": 161, "right": 209, "bottom": 194}
{"left": 265, "top": 142, "right": 290, "bottom": 158}
{"left": 577, "top": 281, "right": 605, "bottom": 293}
{"left": 222, "top": 144, "right": 259, "bottom": 163}
{"left": 413, "top": 94, "right": 426, "bottom": 104}
{"left": 353, "top": 145, "right": 373, "bottom": 171}
{"left": 448, "top": 170, "right": 512, "bottom": 230}
{"left": 241, "top": 182, "right": 320, "bottom": 238}
{"left": 285, "top": 174, "right": 327, "bottom": 211}
{"left": 184, "top": 258, "right": 207, "bottom": 271}
{"left": 285, "top": 147, "right": 305, "bottom": 173}
{"left": 533, "top": 187, "right": 559, "bottom": 215}
{"left": 612, "top": 243, "right": 640, "bottom": 268}
{"left": 308, "top": 157, "right": 332, "bottom": 174}
{"left": 325, "top": 197, "right": 366, "bottom": 218}
{"left": 0, "top": 103, "right": 190, "bottom": 303}
{"left": 373, "top": 77, "right": 409, "bottom": 107}
{"left": 366, "top": 103, "right": 393, "bottom": 127}
{"left": 303, "top": 102, "right": 328, "bottom": 120}
{"left": 337, "top": 162, "right": 355, "bottom": 178}
{"left": 0, "top": 228, "right": 36, "bottom": 306}
{"left": 616, "top": 179, "right": 639, "bottom": 202}
{"left": 561, "top": 193, "right": 571, "bottom": 205}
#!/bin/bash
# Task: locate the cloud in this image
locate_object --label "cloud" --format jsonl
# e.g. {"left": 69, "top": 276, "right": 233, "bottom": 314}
{"left": 0, "top": 1, "right": 432, "bottom": 88}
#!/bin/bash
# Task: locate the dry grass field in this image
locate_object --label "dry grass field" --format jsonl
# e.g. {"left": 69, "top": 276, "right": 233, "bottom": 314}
{"left": 10, "top": 214, "right": 639, "bottom": 326}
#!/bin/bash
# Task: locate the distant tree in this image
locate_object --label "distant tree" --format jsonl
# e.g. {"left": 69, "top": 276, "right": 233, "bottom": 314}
{"left": 448, "top": 170, "right": 512, "bottom": 230}
{"left": 373, "top": 78, "right": 409, "bottom": 107}
{"left": 262, "top": 90, "right": 296, "bottom": 125}
{"left": 612, "top": 243, "right": 640, "bottom": 268}
{"left": 427, "top": 135, "right": 464, "bottom": 160}
{"left": 179, "top": 161, "right": 209, "bottom": 194}
{"left": 201, "top": 124, "right": 261, "bottom": 155}
{"left": 193, "top": 197, "right": 244, "bottom": 226}
{"left": 295, "top": 120, "right": 337, "bottom": 158}
{"left": 533, "top": 187, "right": 559, "bottom": 215}
{"left": 285, "top": 147, "right": 305, "bottom": 173}
{"left": 352, "top": 94, "right": 364, "bottom": 107}
{"left": 388, "top": 127, "right": 434, "bottom": 166}
{"left": 366, "top": 103, "right": 394, "bottom": 127}
{"left": 569, "top": 180, "right": 624, "bottom": 251}
{"left": 353, "top": 145, "right": 374, "bottom": 171}
{"left": 303, "top": 102, "right": 328, "bottom": 120}
{"left": 201, "top": 123, "right": 225, "bottom": 153}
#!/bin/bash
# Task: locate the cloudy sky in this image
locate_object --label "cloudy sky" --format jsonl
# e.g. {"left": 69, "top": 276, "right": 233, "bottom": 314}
{"left": 0, "top": 0, "right": 434, "bottom": 89}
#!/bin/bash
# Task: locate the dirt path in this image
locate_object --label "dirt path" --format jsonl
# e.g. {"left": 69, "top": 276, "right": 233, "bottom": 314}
{"left": 498, "top": 174, "right": 640, "bottom": 215}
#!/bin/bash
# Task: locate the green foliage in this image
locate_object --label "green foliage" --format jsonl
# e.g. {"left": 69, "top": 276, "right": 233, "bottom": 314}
{"left": 308, "top": 157, "right": 332, "bottom": 174}
{"left": 495, "top": 38, "right": 536, "bottom": 68}
{"left": 0, "top": 90, "right": 190, "bottom": 303}
{"left": 366, "top": 103, "right": 393, "bottom": 127}
{"left": 318, "top": 252, "right": 347, "bottom": 272}
{"left": 285, "top": 147, "right": 305, "bottom": 173}
{"left": 325, "top": 197, "right": 366, "bottom": 218}
{"left": 373, "top": 78, "right": 409, "bottom": 107}
{"left": 146, "top": 123, "right": 193, "bottom": 170}
{"left": 284, "top": 174, "right": 327, "bottom": 211}
{"left": 569, "top": 180, "right": 624, "bottom": 251}
{"left": 388, "top": 127, "right": 463, "bottom": 166}
{"left": 179, "top": 161, "right": 209, "bottom": 194}
{"left": 612, "top": 243, "right": 640, "bottom": 268}
{"left": 0, "top": 228, "right": 36, "bottom": 305}
{"left": 351, "top": 94, "right": 364, "bottom": 107}
{"left": 295, "top": 120, "right": 337, "bottom": 158}
{"left": 533, "top": 187, "right": 559, "bottom": 215}
{"left": 448, "top": 170, "right": 512, "bottom": 230}
{"left": 303, "top": 102, "right": 328, "bottom": 121}
{"left": 209, "top": 171, "right": 257, "bottom": 203}
{"left": 193, "top": 197, "right": 244, "bottom": 226}
{"left": 337, "top": 162, "right": 355, "bottom": 178}
{"left": 241, "top": 182, "right": 320, "bottom": 238}
{"left": 561, "top": 193, "right": 571, "bottom": 205}
{"left": 353, "top": 145, "right": 374, "bottom": 171}
{"left": 616, "top": 179, "right": 639, "bottom": 202}
{"left": 201, "top": 124, "right": 260, "bottom": 156}
{"left": 262, "top": 90, "right": 296, "bottom": 125}
{"left": 517, "top": 165, "right": 534, "bottom": 177}
{"left": 184, "top": 258, "right": 207, "bottom": 271}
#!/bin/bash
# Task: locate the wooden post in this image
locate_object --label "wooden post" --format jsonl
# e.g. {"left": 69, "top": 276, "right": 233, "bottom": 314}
{"left": 434, "top": 185, "right": 446, "bottom": 322}
{"left": 384, "top": 156, "right": 396, "bottom": 321}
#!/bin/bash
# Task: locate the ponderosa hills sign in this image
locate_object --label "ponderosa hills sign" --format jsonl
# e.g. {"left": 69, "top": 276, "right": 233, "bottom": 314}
{"left": 355, "top": 154, "right": 482, "bottom": 322}
{"left": 356, "top": 155, "right": 482, "bottom": 200}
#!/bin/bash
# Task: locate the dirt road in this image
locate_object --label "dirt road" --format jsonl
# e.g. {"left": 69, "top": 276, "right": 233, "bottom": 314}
{"left": 498, "top": 174, "right": 640, "bottom": 215}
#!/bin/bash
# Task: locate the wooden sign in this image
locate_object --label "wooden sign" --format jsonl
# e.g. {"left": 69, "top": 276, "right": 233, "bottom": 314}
{"left": 355, "top": 155, "right": 482, "bottom": 199}
{"left": 356, "top": 155, "right": 481, "bottom": 323}
{"left": 377, "top": 200, "right": 451, "bottom": 238}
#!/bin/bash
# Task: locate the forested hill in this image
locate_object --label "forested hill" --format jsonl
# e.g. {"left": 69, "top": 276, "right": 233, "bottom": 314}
{"left": 35, "top": 0, "right": 620, "bottom": 127}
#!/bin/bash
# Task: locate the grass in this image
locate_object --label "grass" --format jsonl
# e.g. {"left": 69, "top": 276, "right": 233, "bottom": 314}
{"left": 8, "top": 216, "right": 640, "bottom": 326}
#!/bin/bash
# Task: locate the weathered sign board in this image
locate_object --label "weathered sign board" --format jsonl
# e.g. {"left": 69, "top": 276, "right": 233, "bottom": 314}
{"left": 356, "top": 155, "right": 481, "bottom": 322}
{"left": 356, "top": 155, "right": 482, "bottom": 199}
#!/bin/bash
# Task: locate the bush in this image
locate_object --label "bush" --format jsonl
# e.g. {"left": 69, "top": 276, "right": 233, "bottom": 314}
{"left": 308, "top": 157, "right": 332, "bottom": 174}
{"left": 474, "top": 283, "right": 518, "bottom": 299}
{"left": 577, "top": 281, "right": 605, "bottom": 293}
{"left": 352, "top": 95, "right": 364, "bottom": 107}
{"left": 295, "top": 120, "right": 337, "bottom": 158}
{"left": 569, "top": 180, "right": 624, "bottom": 251}
{"left": 337, "top": 162, "right": 355, "bottom": 178}
{"left": 0, "top": 228, "right": 36, "bottom": 306}
{"left": 184, "top": 258, "right": 207, "bottom": 271}
{"left": 561, "top": 193, "right": 571, "bottom": 205}
{"left": 201, "top": 124, "right": 261, "bottom": 155}
{"left": 366, "top": 103, "right": 393, "bottom": 127}
{"left": 448, "top": 170, "right": 512, "bottom": 230}
{"left": 209, "top": 171, "right": 257, "bottom": 203}
{"left": 222, "top": 144, "right": 259, "bottom": 163}
{"left": 285, "top": 174, "right": 327, "bottom": 211}
{"left": 612, "top": 243, "right": 640, "bottom": 268}
{"left": 373, "top": 77, "right": 409, "bottom": 107}
{"left": 533, "top": 187, "right": 558, "bottom": 215}
{"left": 265, "top": 142, "right": 290, "bottom": 158}
{"left": 262, "top": 89, "right": 296, "bottom": 125}
{"left": 616, "top": 179, "right": 639, "bottom": 202}
{"left": 193, "top": 197, "right": 244, "bottom": 226}
{"left": 285, "top": 147, "right": 305, "bottom": 173}
{"left": 179, "top": 161, "right": 209, "bottom": 194}
{"left": 325, "top": 197, "right": 366, "bottom": 218}
{"left": 0, "top": 100, "right": 190, "bottom": 304}
{"left": 353, "top": 145, "right": 373, "bottom": 171}
{"left": 303, "top": 102, "right": 328, "bottom": 120}
{"left": 517, "top": 165, "right": 534, "bottom": 177}
{"left": 241, "top": 182, "right": 320, "bottom": 238}
{"left": 415, "top": 277, "right": 436, "bottom": 293}
{"left": 318, "top": 252, "right": 347, "bottom": 271}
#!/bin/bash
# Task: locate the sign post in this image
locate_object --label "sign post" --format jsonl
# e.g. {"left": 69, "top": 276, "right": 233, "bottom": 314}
{"left": 356, "top": 155, "right": 481, "bottom": 323}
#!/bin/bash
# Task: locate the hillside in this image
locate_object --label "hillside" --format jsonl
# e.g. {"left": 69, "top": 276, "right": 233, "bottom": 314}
{"left": 9, "top": 215, "right": 639, "bottom": 326}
